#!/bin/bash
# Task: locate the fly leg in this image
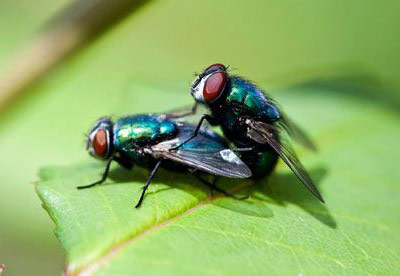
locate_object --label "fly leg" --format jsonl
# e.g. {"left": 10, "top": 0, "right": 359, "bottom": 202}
{"left": 165, "top": 102, "right": 198, "bottom": 119}
{"left": 194, "top": 173, "right": 247, "bottom": 200}
{"left": 77, "top": 158, "right": 113, "bottom": 189}
{"left": 171, "top": 114, "right": 217, "bottom": 150}
{"left": 190, "top": 170, "right": 219, "bottom": 197}
{"left": 209, "top": 176, "right": 219, "bottom": 197}
{"left": 135, "top": 160, "right": 162, "bottom": 208}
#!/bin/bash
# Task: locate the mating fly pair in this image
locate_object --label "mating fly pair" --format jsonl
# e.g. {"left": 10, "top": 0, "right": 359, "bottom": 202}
{"left": 79, "top": 64, "right": 324, "bottom": 208}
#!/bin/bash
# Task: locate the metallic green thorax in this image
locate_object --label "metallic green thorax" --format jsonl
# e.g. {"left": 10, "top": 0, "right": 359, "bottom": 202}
{"left": 225, "top": 77, "right": 280, "bottom": 120}
{"left": 210, "top": 76, "right": 280, "bottom": 178}
{"left": 214, "top": 77, "right": 278, "bottom": 132}
{"left": 113, "top": 115, "right": 177, "bottom": 165}
{"left": 227, "top": 78, "right": 266, "bottom": 113}
{"left": 113, "top": 115, "right": 177, "bottom": 149}
{"left": 112, "top": 114, "right": 236, "bottom": 170}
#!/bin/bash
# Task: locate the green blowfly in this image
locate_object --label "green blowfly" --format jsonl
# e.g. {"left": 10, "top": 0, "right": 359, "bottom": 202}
{"left": 178, "top": 63, "right": 324, "bottom": 203}
{"left": 78, "top": 114, "right": 252, "bottom": 208}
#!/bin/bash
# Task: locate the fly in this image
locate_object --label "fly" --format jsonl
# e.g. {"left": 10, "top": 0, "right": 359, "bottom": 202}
{"left": 177, "top": 64, "right": 324, "bottom": 203}
{"left": 78, "top": 114, "right": 252, "bottom": 208}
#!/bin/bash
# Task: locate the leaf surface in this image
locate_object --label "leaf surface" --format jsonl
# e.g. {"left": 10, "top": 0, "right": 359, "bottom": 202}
{"left": 37, "top": 85, "right": 400, "bottom": 275}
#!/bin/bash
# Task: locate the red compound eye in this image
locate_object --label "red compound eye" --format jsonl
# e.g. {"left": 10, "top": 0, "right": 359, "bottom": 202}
{"left": 203, "top": 71, "right": 226, "bottom": 102}
{"left": 93, "top": 129, "right": 108, "bottom": 157}
{"left": 205, "top": 63, "right": 226, "bottom": 73}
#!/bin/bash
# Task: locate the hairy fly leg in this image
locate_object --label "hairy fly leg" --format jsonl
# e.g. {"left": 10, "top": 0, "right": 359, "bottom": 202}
{"left": 77, "top": 158, "right": 113, "bottom": 189}
{"left": 135, "top": 160, "right": 162, "bottom": 208}
{"left": 171, "top": 114, "right": 217, "bottom": 150}
{"left": 165, "top": 102, "right": 199, "bottom": 119}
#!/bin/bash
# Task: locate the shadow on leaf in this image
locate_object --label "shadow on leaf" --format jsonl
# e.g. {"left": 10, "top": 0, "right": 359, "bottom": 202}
{"left": 107, "top": 165, "right": 226, "bottom": 200}
{"left": 107, "top": 164, "right": 273, "bottom": 218}
{"left": 103, "top": 163, "right": 333, "bottom": 227}
{"left": 213, "top": 198, "right": 274, "bottom": 219}
{"left": 252, "top": 166, "right": 337, "bottom": 228}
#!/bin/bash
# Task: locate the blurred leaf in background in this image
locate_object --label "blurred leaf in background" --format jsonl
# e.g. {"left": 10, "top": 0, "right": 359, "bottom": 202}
{"left": 0, "top": 0, "right": 400, "bottom": 275}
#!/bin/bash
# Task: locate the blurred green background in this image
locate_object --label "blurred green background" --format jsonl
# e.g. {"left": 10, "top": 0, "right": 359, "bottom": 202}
{"left": 0, "top": 0, "right": 399, "bottom": 275}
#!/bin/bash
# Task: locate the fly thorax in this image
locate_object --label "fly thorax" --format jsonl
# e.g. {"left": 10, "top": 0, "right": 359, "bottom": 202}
{"left": 265, "top": 104, "right": 281, "bottom": 122}
{"left": 159, "top": 120, "right": 178, "bottom": 139}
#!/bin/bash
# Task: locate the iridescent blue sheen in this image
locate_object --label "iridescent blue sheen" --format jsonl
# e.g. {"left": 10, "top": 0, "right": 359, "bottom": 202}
{"left": 208, "top": 76, "right": 280, "bottom": 177}
{"left": 112, "top": 114, "right": 228, "bottom": 169}
{"left": 178, "top": 127, "right": 225, "bottom": 152}
{"left": 189, "top": 64, "right": 322, "bottom": 201}
{"left": 227, "top": 77, "right": 280, "bottom": 122}
{"left": 113, "top": 115, "right": 176, "bottom": 166}
{"left": 159, "top": 120, "right": 176, "bottom": 136}
{"left": 113, "top": 115, "right": 177, "bottom": 149}
{"left": 82, "top": 113, "right": 253, "bottom": 208}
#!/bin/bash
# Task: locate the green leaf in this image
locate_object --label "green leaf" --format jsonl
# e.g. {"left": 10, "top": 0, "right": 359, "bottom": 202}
{"left": 36, "top": 84, "right": 400, "bottom": 275}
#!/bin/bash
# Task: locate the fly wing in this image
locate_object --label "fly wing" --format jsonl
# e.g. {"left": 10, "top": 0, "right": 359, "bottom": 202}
{"left": 151, "top": 126, "right": 252, "bottom": 178}
{"left": 247, "top": 120, "right": 324, "bottom": 202}
{"left": 156, "top": 146, "right": 252, "bottom": 178}
{"left": 277, "top": 113, "right": 317, "bottom": 151}
{"left": 258, "top": 88, "right": 316, "bottom": 150}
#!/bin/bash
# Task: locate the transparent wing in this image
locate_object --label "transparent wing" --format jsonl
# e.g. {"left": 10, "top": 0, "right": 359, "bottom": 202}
{"left": 152, "top": 125, "right": 252, "bottom": 178}
{"left": 277, "top": 113, "right": 317, "bottom": 151}
{"left": 156, "top": 146, "right": 252, "bottom": 178}
{"left": 247, "top": 120, "right": 324, "bottom": 202}
{"left": 260, "top": 90, "right": 316, "bottom": 150}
